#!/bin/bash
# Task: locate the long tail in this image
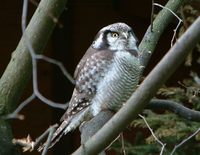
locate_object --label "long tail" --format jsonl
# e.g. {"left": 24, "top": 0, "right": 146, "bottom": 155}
{"left": 49, "top": 120, "right": 70, "bottom": 147}
{"left": 38, "top": 120, "right": 70, "bottom": 152}
{"left": 38, "top": 108, "right": 90, "bottom": 151}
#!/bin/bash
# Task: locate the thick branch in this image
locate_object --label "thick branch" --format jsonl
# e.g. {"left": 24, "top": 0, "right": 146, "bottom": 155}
{"left": 139, "top": 0, "right": 185, "bottom": 67}
{"left": 0, "top": 120, "right": 20, "bottom": 155}
{"left": 0, "top": 0, "right": 67, "bottom": 114}
{"left": 79, "top": 111, "right": 114, "bottom": 155}
{"left": 148, "top": 99, "right": 200, "bottom": 122}
{"left": 0, "top": 0, "right": 67, "bottom": 154}
{"left": 73, "top": 16, "right": 200, "bottom": 155}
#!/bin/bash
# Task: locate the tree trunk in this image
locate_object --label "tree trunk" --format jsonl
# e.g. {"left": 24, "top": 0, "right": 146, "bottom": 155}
{"left": 0, "top": 0, "right": 68, "bottom": 154}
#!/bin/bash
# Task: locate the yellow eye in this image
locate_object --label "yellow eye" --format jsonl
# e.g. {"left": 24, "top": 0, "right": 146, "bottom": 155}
{"left": 111, "top": 32, "right": 119, "bottom": 38}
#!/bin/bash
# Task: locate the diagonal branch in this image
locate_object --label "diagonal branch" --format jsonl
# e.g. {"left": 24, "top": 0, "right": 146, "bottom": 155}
{"left": 153, "top": 3, "right": 183, "bottom": 47}
{"left": 73, "top": 16, "right": 200, "bottom": 155}
{"left": 0, "top": 0, "right": 68, "bottom": 114}
{"left": 0, "top": 0, "right": 68, "bottom": 154}
{"left": 139, "top": 114, "right": 166, "bottom": 155}
{"left": 139, "top": 0, "right": 186, "bottom": 68}
{"left": 147, "top": 99, "right": 200, "bottom": 122}
{"left": 170, "top": 127, "right": 200, "bottom": 155}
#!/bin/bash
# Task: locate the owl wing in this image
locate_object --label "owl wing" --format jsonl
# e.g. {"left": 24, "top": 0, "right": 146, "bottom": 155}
{"left": 61, "top": 47, "right": 114, "bottom": 121}
{"left": 40, "top": 48, "right": 114, "bottom": 150}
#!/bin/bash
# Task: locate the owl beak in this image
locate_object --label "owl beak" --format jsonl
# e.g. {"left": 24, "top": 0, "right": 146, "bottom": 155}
{"left": 122, "top": 32, "right": 128, "bottom": 40}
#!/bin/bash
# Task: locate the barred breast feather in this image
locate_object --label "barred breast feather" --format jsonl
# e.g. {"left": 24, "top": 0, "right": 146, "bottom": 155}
{"left": 90, "top": 50, "right": 141, "bottom": 115}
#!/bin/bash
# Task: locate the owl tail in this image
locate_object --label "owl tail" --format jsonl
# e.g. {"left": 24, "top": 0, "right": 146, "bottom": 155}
{"left": 38, "top": 120, "right": 70, "bottom": 152}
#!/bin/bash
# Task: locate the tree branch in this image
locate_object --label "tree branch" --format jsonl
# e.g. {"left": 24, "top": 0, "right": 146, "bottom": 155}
{"left": 139, "top": 0, "right": 185, "bottom": 68}
{"left": 79, "top": 111, "right": 114, "bottom": 155}
{"left": 0, "top": 0, "right": 67, "bottom": 154}
{"left": 148, "top": 99, "right": 200, "bottom": 122}
{"left": 73, "top": 16, "right": 200, "bottom": 155}
{"left": 139, "top": 114, "right": 166, "bottom": 155}
{"left": 171, "top": 127, "right": 200, "bottom": 155}
{"left": 0, "top": 0, "right": 68, "bottom": 115}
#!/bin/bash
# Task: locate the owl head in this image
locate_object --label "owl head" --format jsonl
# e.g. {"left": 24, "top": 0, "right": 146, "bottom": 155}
{"left": 92, "top": 23, "right": 138, "bottom": 52}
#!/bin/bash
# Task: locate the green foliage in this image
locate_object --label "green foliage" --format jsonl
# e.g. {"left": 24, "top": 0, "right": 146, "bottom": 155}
{"left": 111, "top": 78, "right": 200, "bottom": 154}
{"left": 158, "top": 78, "right": 200, "bottom": 110}
{"left": 133, "top": 110, "right": 200, "bottom": 143}
{"left": 111, "top": 79, "right": 200, "bottom": 154}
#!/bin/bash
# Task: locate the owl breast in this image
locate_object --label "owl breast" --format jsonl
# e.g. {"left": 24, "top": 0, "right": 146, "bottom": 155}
{"left": 90, "top": 51, "right": 141, "bottom": 115}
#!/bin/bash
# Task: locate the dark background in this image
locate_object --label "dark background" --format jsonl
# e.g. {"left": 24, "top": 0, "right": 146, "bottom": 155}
{"left": 0, "top": 0, "right": 189, "bottom": 154}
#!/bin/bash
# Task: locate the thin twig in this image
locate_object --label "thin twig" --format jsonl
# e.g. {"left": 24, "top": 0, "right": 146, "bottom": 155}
{"left": 153, "top": 3, "right": 182, "bottom": 26}
{"left": 120, "top": 133, "right": 126, "bottom": 155}
{"left": 22, "top": 0, "right": 70, "bottom": 110}
{"left": 5, "top": 0, "right": 71, "bottom": 120}
{"left": 41, "top": 125, "right": 57, "bottom": 155}
{"left": 35, "top": 124, "right": 58, "bottom": 148}
{"left": 139, "top": 114, "right": 166, "bottom": 155}
{"left": 2, "top": 94, "right": 35, "bottom": 120}
{"left": 105, "top": 134, "right": 121, "bottom": 150}
{"left": 170, "top": 128, "right": 200, "bottom": 155}
{"left": 13, "top": 124, "right": 58, "bottom": 152}
{"left": 153, "top": 3, "right": 182, "bottom": 47}
{"left": 35, "top": 91, "right": 68, "bottom": 109}
{"left": 171, "top": 20, "right": 182, "bottom": 47}
{"left": 35, "top": 54, "right": 75, "bottom": 84}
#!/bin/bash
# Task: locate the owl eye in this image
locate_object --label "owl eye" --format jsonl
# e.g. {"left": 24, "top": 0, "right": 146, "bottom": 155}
{"left": 111, "top": 32, "right": 119, "bottom": 38}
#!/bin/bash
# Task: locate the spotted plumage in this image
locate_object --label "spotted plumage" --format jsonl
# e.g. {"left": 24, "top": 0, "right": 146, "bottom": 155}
{"left": 44, "top": 22, "right": 141, "bottom": 148}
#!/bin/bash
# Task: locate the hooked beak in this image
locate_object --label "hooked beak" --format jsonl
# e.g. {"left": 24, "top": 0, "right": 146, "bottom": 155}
{"left": 122, "top": 32, "right": 128, "bottom": 40}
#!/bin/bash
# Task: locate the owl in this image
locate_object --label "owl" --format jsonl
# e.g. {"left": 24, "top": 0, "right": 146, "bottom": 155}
{"left": 46, "top": 22, "right": 141, "bottom": 148}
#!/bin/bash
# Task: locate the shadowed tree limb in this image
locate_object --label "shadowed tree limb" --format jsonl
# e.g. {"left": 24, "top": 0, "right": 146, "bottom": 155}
{"left": 147, "top": 99, "right": 200, "bottom": 122}
{"left": 0, "top": 0, "right": 67, "bottom": 154}
{"left": 74, "top": 16, "right": 200, "bottom": 155}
